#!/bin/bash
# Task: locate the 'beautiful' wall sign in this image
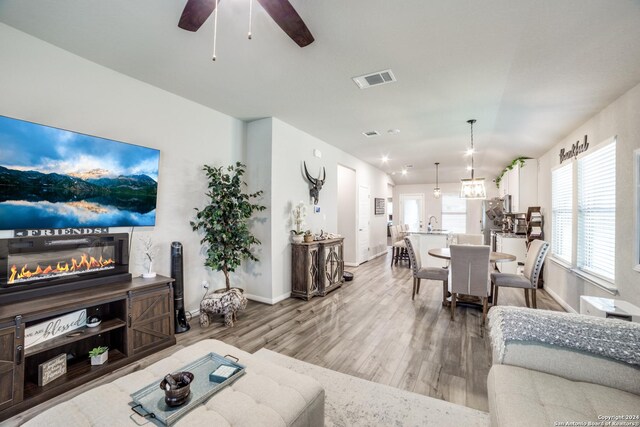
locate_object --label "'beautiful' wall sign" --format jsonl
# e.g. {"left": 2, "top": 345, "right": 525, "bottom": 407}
{"left": 559, "top": 135, "right": 589, "bottom": 164}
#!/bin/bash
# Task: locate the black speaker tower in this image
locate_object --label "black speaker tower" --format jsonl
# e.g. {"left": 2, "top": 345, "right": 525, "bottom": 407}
{"left": 171, "top": 241, "right": 190, "bottom": 334}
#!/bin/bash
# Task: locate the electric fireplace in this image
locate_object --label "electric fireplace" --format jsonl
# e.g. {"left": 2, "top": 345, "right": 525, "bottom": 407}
{"left": 0, "top": 233, "right": 131, "bottom": 302}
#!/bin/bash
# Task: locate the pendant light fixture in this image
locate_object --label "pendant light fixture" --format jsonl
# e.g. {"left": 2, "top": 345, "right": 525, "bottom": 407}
{"left": 433, "top": 162, "right": 441, "bottom": 199}
{"left": 460, "top": 119, "right": 487, "bottom": 199}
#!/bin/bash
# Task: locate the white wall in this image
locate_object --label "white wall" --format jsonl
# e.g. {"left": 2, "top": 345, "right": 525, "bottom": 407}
{"left": 0, "top": 24, "right": 246, "bottom": 313}
{"left": 538, "top": 82, "right": 640, "bottom": 310}
{"left": 337, "top": 165, "right": 357, "bottom": 265}
{"left": 393, "top": 183, "right": 498, "bottom": 234}
{"left": 245, "top": 118, "right": 393, "bottom": 303}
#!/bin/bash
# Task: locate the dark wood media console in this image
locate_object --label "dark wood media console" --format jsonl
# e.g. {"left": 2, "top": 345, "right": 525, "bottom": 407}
{"left": 0, "top": 275, "right": 176, "bottom": 421}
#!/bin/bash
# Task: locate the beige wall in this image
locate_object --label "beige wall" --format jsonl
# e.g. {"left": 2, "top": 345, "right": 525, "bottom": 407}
{"left": 538, "top": 82, "right": 640, "bottom": 310}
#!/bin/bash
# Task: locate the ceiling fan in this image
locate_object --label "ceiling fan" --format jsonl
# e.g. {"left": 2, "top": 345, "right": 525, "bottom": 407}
{"left": 178, "top": 0, "right": 314, "bottom": 47}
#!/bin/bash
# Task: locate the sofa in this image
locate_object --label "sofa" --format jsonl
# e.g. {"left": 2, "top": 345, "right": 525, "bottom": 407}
{"left": 487, "top": 306, "right": 640, "bottom": 427}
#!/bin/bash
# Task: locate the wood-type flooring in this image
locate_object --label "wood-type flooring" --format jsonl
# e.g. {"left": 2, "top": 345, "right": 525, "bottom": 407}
{"left": 8, "top": 251, "right": 563, "bottom": 425}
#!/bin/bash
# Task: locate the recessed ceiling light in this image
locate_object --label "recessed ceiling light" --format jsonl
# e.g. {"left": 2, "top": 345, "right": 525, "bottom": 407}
{"left": 402, "top": 169, "right": 408, "bottom": 175}
{"left": 381, "top": 155, "right": 389, "bottom": 163}
{"left": 363, "top": 130, "right": 380, "bottom": 137}
{"left": 465, "top": 148, "right": 474, "bottom": 156}
{"left": 387, "top": 129, "right": 400, "bottom": 135}
{"left": 466, "top": 165, "right": 473, "bottom": 171}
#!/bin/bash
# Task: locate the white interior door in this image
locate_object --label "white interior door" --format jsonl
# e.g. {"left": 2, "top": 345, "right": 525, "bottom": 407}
{"left": 358, "top": 185, "right": 370, "bottom": 264}
{"left": 399, "top": 193, "right": 425, "bottom": 232}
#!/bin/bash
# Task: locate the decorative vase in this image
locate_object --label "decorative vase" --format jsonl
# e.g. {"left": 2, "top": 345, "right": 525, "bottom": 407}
{"left": 291, "top": 234, "right": 304, "bottom": 243}
{"left": 90, "top": 351, "right": 108, "bottom": 366}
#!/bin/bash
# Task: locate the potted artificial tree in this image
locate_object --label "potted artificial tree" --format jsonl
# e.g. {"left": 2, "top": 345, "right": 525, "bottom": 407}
{"left": 191, "top": 162, "right": 265, "bottom": 293}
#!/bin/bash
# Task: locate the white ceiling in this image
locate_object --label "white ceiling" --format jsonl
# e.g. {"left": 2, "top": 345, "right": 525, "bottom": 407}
{"left": 1, "top": 0, "right": 640, "bottom": 184}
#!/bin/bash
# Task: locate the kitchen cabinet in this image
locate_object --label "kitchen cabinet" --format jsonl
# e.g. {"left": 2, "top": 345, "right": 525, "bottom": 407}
{"left": 495, "top": 234, "right": 527, "bottom": 274}
{"left": 498, "top": 159, "right": 538, "bottom": 212}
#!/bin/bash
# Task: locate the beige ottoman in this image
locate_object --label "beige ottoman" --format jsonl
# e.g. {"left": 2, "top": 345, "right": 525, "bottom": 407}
{"left": 24, "top": 340, "right": 324, "bottom": 427}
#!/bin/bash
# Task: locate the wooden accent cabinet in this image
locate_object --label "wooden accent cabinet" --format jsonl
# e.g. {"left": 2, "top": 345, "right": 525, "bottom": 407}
{"left": 291, "top": 238, "right": 344, "bottom": 300}
{"left": 0, "top": 276, "right": 175, "bottom": 421}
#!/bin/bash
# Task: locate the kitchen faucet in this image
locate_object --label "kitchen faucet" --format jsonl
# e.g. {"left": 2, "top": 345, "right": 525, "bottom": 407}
{"left": 428, "top": 216, "right": 437, "bottom": 231}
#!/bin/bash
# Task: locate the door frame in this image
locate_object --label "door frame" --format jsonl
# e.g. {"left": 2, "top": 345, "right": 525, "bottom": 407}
{"left": 357, "top": 185, "right": 370, "bottom": 265}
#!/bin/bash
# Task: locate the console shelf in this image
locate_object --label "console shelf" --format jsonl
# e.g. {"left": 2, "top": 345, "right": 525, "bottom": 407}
{"left": 25, "top": 318, "right": 127, "bottom": 357}
{"left": 0, "top": 275, "right": 175, "bottom": 421}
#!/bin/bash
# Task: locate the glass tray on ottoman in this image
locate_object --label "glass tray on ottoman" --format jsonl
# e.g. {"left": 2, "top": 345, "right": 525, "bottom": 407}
{"left": 130, "top": 352, "right": 246, "bottom": 426}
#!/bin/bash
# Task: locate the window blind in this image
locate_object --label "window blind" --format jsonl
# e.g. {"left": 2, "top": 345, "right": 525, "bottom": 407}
{"left": 551, "top": 163, "right": 573, "bottom": 263}
{"left": 577, "top": 141, "right": 616, "bottom": 281}
{"left": 442, "top": 193, "right": 466, "bottom": 234}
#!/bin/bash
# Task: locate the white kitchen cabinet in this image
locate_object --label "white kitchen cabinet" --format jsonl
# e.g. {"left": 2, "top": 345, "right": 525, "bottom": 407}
{"left": 412, "top": 232, "right": 449, "bottom": 269}
{"left": 495, "top": 234, "right": 527, "bottom": 274}
{"left": 498, "top": 159, "right": 538, "bottom": 212}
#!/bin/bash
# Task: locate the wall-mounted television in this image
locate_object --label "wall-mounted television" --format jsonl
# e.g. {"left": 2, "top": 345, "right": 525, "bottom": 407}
{"left": 0, "top": 115, "right": 160, "bottom": 230}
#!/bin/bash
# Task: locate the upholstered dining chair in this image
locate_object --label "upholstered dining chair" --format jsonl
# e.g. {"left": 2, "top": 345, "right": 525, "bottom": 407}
{"left": 449, "top": 244, "right": 491, "bottom": 324}
{"left": 390, "top": 225, "right": 408, "bottom": 267}
{"left": 491, "top": 240, "right": 550, "bottom": 309}
{"left": 405, "top": 235, "right": 448, "bottom": 302}
{"left": 455, "top": 233, "right": 485, "bottom": 245}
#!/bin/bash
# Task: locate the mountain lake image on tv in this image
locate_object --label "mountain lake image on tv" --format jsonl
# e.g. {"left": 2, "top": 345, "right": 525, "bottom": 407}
{"left": 0, "top": 115, "right": 160, "bottom": 230}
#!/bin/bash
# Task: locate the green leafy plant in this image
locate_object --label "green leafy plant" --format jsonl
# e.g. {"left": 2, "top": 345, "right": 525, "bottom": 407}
{"left": 89, "top": 346, "right": 108, "bottom": 357}
{"left": 495, "top": 157, "right": 531, "bottom": 188}
{"left": 191, "top": 162, "right": 266, "bottom": 290}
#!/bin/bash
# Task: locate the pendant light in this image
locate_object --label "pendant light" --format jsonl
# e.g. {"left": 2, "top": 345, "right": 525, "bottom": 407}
{"left": 433, "top": 162, "right": 441, "bottom": 199}
{"left": 460, "top": 119, "right": 487, "bottom": 199}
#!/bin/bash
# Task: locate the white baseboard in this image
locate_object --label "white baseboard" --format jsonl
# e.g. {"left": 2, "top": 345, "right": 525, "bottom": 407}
{"left": 244, "top": 292, "right": 290, "bottom": 305}
{"left": 344, "top": 262, "right": 358, "bottom": 267}
{"left": 544, "top": 286, "right": 577, "bottom": 313}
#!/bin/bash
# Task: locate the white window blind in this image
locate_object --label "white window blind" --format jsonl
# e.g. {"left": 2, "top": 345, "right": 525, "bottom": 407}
{"left": 551, "top": 163, "right": 573, "bottom": 263}
{"left": 442, "top": 193, "right": 466, "bottom": 234}
{"left": 577, "top": 141, "right": 616, "bottom": 281}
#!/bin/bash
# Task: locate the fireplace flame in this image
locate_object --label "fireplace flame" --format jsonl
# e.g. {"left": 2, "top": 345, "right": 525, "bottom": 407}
{"left": 9, "top": 254, "right": 115, "bottom": 284}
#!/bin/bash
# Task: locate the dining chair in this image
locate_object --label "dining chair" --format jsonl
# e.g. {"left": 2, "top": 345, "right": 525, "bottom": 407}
{"left": 455, "top": 233, "right": 484, "bottom": 245}
{"left": 405, "top": 235, "right": 448, "bottom": 302}
{"left": 491, "top": 240, "right": 549, "bottom": 309}
{"left": 449, "top": 244, "right": 491, "bottom": 324}
{"left": 390, "top": 225, "right": 408, "bottom": 266}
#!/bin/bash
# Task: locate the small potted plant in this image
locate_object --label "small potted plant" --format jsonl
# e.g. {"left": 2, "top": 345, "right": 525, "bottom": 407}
{"left": 290, "top": 201, "right": 307, "bottom": 243}
{"left": 89, "top": 346, "right": 108, "bottom": 365}
{"left": 304, "top": 230, "right": 314, "bottom": 243}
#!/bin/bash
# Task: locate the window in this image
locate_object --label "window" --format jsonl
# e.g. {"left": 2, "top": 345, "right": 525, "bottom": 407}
{"left": 577, "top": 142, "right": 616, "bottom": 281}
{"left": 441, "top": 193, "right": 466, "bottom": 233}
{"left": 551, "top": 163, "right": 573, "bottom": 263}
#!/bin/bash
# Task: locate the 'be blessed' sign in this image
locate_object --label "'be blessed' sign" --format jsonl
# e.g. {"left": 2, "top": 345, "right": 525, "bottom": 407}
{"left": 25, "top": 309, "right": 87, "bottom": 349}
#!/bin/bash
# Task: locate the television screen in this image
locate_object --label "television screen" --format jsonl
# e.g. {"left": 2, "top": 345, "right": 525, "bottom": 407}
{"left": 0, "top": 115, "right": 160, "bottom": 230}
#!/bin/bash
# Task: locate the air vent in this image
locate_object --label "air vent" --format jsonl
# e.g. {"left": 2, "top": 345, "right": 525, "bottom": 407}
{"left": 362, "top": 130, "right": 380, "bottom": 137}
{"left": 352, "top": 69, "right": 397, "bottom": 89}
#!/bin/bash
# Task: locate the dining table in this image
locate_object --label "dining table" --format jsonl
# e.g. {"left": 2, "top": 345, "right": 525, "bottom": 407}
{"left": 427, "top": 247, "right": 517, "bottom": 307}
{"left": 427, "top": 248, "right": 516, "bottom": 263}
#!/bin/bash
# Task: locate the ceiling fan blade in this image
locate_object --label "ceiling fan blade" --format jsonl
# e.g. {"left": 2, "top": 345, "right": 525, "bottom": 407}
{"left": 178, "top": 0, "right": 220, "bottom": 32}
{"left": 256, "top": 0, "right": 314, "bottom": 47}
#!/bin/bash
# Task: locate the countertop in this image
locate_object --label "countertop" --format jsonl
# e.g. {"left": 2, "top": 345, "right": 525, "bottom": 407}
{"left": 495, "top": 232, "right": 526, "bottom": 238}
{"left": 410, "top": 231, "right": 450, "bottom": 235}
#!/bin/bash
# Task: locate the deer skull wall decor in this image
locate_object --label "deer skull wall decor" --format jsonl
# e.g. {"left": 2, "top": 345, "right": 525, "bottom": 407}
{"left": 303, "top": 161, "right": 326, "bottom": 205}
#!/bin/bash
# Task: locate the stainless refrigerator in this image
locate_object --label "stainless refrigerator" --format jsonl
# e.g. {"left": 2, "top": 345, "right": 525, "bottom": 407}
{"left": 482, "top": 197, "right": 508, "bottom": 247}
